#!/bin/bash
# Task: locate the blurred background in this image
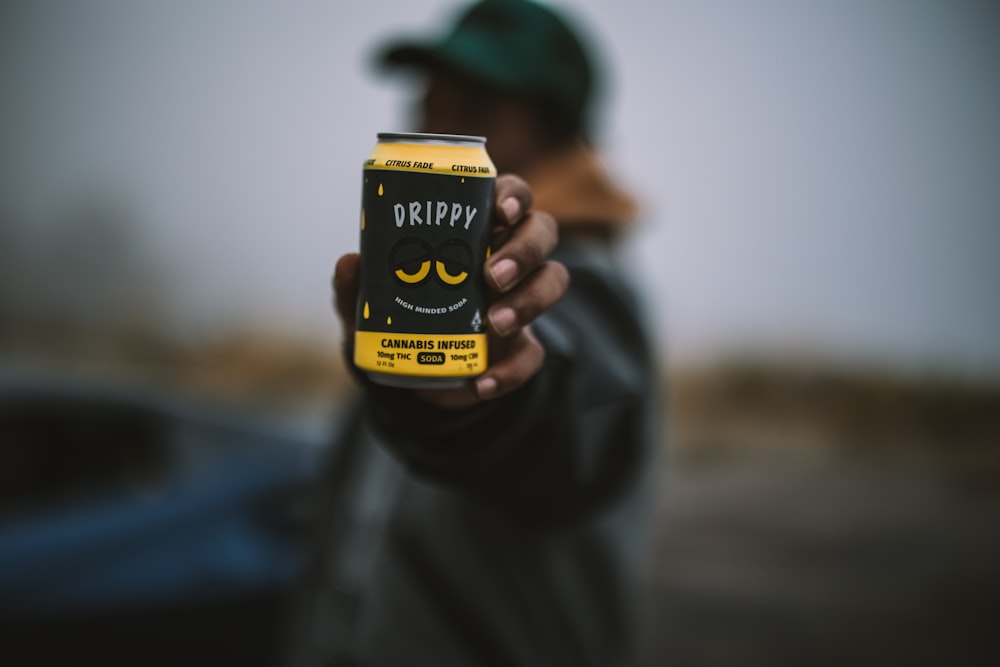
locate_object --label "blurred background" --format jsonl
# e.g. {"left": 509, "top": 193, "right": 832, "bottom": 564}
{"left": 1, "top": 0, "right": 998, "bottom": 665}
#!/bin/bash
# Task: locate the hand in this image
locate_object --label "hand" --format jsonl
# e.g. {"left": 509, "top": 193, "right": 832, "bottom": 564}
{"left": 333, "top": 174, "right": 569, "bottom": 409}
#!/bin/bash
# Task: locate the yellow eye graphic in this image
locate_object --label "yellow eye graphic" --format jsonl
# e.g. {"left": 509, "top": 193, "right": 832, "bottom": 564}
{"left": 395, "top": 260, "right": 431, "bottom": 283}
{"left": 435, "top": 260, "right": 468, "bottom": 285}
{"left": 388, "top": 238, "right": 474, "bottom": 287}
{"left": 389, "top": 238, "right": 434, "bottom": 286}
{"left": 434, "top": 239, "right": 473, "bottom": 287}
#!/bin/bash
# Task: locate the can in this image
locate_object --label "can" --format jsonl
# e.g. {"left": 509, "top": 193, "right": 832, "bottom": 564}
{"left": 354, "top": 132, "right": 496, "bottom": 388}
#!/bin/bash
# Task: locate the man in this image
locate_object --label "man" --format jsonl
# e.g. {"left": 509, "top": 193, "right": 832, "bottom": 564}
{"left": 291, "top": 1, "right": 659, "bottom": 664}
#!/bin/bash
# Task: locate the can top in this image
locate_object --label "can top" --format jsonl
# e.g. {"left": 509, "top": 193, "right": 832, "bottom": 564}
{"left": 377, "top": 132, "right": 486, "bottom": 146}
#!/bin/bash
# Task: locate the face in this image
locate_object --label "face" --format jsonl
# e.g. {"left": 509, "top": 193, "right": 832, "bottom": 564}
{"left": 416, "top": 69, "right": 542, "bottom": 174}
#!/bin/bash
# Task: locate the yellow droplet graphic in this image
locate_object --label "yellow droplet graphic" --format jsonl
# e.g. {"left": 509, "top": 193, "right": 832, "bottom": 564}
{"left": 363, "top": 302, "right": 370, "bottom": 319}
{"left": 461, "top": 178, "right": 465, "bottom": 183}
{"left": 361, "top": 210, "right": 365, "bottom": 230}
{"left": 386, "top": 316, "right": 392, "bottom": 325}
{"left": 378, "top": 183, "right": 384, "bottom": 196}
{"left": 485, "top": 246, "right": 491, "bottom": 259}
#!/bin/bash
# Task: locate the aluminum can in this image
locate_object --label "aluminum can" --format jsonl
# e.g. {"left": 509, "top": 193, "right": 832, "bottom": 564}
{"left": 355, "top": 132, "right": 496, "bottom": 388}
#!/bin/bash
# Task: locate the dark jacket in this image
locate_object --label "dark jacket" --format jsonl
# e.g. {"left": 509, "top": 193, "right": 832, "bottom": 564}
{"left": 290, "top": 147, "right": 660, "bottom": 667}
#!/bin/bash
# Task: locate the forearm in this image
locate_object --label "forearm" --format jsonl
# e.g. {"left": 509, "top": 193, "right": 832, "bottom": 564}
{"left": 360, "top": 319, "right": 651, "bottom": 527}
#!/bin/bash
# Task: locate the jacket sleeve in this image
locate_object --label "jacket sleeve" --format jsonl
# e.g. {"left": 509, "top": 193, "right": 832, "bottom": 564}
{"left": 359, "top": 241, "right": 658, "bottom": 527}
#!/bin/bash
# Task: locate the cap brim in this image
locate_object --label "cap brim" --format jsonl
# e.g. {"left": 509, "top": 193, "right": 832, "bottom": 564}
{"left": 378, "top": 40, "right": 449, "bottom": 70}
{"left": 376, "top": 37, "right": 528, "bottom": 96}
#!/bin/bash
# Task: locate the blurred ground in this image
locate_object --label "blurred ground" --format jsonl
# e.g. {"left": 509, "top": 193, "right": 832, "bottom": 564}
{"left": 2, "top": 337, "right": 999, "bottom": 665}
{"left": 642, "top": 364, "right": 1000, "bottom": 666}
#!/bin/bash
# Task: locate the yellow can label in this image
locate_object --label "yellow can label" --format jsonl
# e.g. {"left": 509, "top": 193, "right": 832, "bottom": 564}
{"left": 364, "top": 140, "right": 496, "bottom": 177}
{"left": 354, "top": 331, "right": 487, "bottom": 377}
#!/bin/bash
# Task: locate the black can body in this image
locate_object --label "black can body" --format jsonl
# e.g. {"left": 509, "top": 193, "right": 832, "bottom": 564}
{"left": 355, "top": 133, "right": 496, "bottom": 388}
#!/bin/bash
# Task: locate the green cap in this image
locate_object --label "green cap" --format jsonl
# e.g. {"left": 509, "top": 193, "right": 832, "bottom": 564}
{"left": 376, "top": 0, "right": 597, "bottom": 132}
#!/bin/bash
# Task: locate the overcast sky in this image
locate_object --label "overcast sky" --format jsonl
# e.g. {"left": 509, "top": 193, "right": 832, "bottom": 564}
{"left": 2, "top": 0, "right": 998, "bottom": 377}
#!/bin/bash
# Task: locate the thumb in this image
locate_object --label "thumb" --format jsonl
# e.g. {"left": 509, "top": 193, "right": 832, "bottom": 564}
{"left": 333, "top": 253, "right": 361, "bottom": 332}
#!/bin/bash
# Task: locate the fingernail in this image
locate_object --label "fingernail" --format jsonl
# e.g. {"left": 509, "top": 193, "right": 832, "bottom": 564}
{"left": 489, "top": 307, "right": 516, "bottom": 335}
{"left": 476, "top": 376, "right": 498, "bottom": 399}
{"left": 489, "top": 258, "right": 518, "bottom": 290}
{"left": 500, "top": 196, "right": 520, "bottom": 222}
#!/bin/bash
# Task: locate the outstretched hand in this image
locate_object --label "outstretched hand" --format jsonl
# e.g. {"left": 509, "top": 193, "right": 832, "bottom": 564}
{"left": 333, "top": 174, "right": 569, "bottom": 409}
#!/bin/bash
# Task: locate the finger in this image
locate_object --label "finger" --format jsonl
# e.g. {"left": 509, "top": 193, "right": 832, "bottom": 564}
{"left": 474, "top": 326, "right": 545, "bottom": 400}
{"left": 414, "top": 322, "right": 549, "bottom": 408}
{"left": 485, "top": 210, "right": 559, "bottom": 293}
{"left": 333, "top": 253, "right": 361, "bottom": 331}
{"left": 488, "top": 260, "right": 570, "bottom": 337}
{"left": 494, "top": 174, "right": 533, "bottom": 227}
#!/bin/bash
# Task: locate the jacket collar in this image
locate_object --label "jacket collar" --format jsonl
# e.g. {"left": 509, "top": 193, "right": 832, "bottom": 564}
{"left": 520, "top": 142, "right": 638, "bottom": 235}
